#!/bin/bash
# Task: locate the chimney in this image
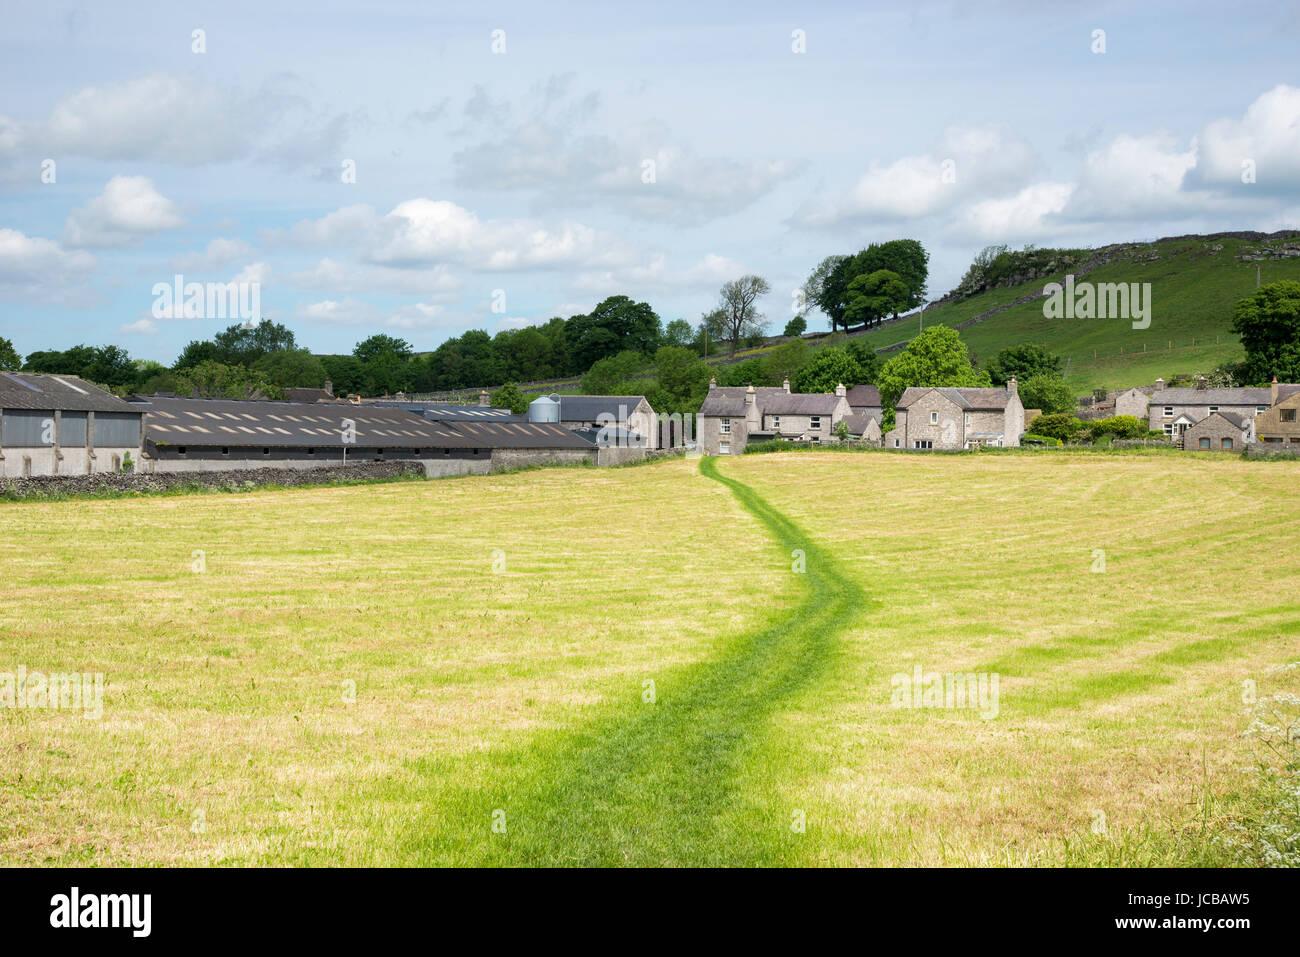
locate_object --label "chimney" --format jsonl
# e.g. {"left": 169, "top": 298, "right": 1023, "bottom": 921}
{"left": 323, "top": 379, "right": 333, "bottom": 397}
{"left": 1155, "top": 377, "right": 1164, "bottom": 392}
{"left": 708, "top": 377, "right": 717, "bottom": 390}
{"left": 1272, "top": 375, "right": 1279, "bottom": 406}
{"left": 1007, "top": 376, "right": 1018, "bottom": 395}
{"left": 835, "top": 382, "right": 846, "bottom": 398}
{"left": 479, "top": 389, "right": 490, "bottom": 407}
{"left": 1196, "top": 376, "right": 1207, "bottom": 391}
{"left": 783, "top": 377, "right": 791, "bottom": 393}
{"left": 745, "top": 384, "right": 756, "bottom": 405}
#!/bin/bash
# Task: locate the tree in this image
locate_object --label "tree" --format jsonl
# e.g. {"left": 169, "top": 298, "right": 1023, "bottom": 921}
{"left": 844, "top": 339, "right": 882, "bottom": 384}
{"left": 716, "top": 275, "right": 771, "bottom": 357}
{"left": 490, "top": 382, "right": 529, "bottom": 414}
{"left": 802, "top": 255, "right": 847, "bottom": 326}
{"left": 652, "top": 346, "right": 712, "bottom": 414}
{"left": 783, "top": 316, "right": 807, "bottom": 337}
{"left": 791, "top": 347, "right": 866, "bottom": 394}
{"left": 569, "top": 295, "right": 662, "bottom": 371}
{"left": 820, "top": 240, "right": 930, "bottom": 330}
{"left": 252, "top": 348, "right": 328, "bottom": 389}
{"left": 1018, "top": 373, "right": 1076, "bottom": 414}
{"left": 986, "top": 344, "right": 1063, "bottom": 385}
{"left": 320, "top": 355, "right": 366, "bottom": 395}
{"left": 663, "top": 319, "right": 694, "bottom": 348}
{"left": 211, "top": 320, "right": 297, "bottom": 366}
{"left": 581, "top": 350, "right": 646, "bottom": 394}
{"left": 0, "top": 336, "right": 20, "bottom": 370}
{"left": 353, "top": 334, "right": 413, "bottom": 365}
{"left": 843, "top": 269, "right": 911, "bottom": 329}
{"left": 173, "top": 360, "right": 282, "bottom": 399}
{"left": 1027, "top": 413, "right": 1083, "bottom": 443}
{"left": 1230, "top": 280, "right": 1300, "bottom": 384}
{"left": 877, "top": 325, "right": 991, "bottom": 414}
{"left": 173, "top": 339, "right": 221, "bottom": 370}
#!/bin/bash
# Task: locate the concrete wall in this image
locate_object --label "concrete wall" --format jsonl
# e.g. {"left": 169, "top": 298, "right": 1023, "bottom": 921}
{"left": 0, "top": 445, "right": 140, "bottom": 478}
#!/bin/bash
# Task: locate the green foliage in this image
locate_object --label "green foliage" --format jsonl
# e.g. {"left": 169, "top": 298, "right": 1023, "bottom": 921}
{"left": 1230, "top": 280, "right": 1300, "bottom": 384}
{"left": 320, "top": 355, "right": 367, "bottom": 396}
{"left": 783, "top": 316, "right": 807, "bottom": 337}
{"left": 211, "top": 320, "right": 297, "bottom": 366}
{"left": 1022, "top": 433, "right": 1062, "bottom": 446}
{"left": 581, "top": 350, "right": 647, "bottom": 394}
{"left": 663, "top": 319, "right": 694, "bottom": 348}
{"left": 23, "top": 344, "right": 138, "bottom": 388}
{"left": 818, "top": 240, "right": 929, "bottom": 330}
{"left": 986, "top": 343, "right": 1063, "bottom": 384}
{"left": 1027, "top": 413, "right": 1083, "bottom": 443}
{"left": 952, "top": 244, "right": 1089, "bottom": 300}
{"left": 791, "top": 347, "right": 866, "bottom": 394}
{"left": 568, "top": 295, "right": 663, "bottom": 370}
{"left": 0, "top": 336, "right": 21, "bottom": 370}
{"left": 490, "top": 382, "right": 529, "bottom": 414}
{"left": 169, "top": 360, "right": 283, "bottom": 400}
{"left": 1018, "top": 373, "right": 1077, "bottom": 415}
{"left": 652, "top": 346, "right": 712, "bottom": 414}
{"left": 715, "top": 276, "right": 771, "bottom": 356}
{"left": 843, "top": 269, "right": 911, "bottom": 329}
{"left": 877, "top": 325, "right": 990, "bottom": 411}
{"left": 843, "top": 338, "right": 882, "bottom": 383}
{"left": 1086, "top": 415, "right": 1153, "bottom": 440}
{"left": 252, "top": 348, "right": 327, "bottom": 390}
{"left": 765, "top": 338, "right": 809, "bottom": 380}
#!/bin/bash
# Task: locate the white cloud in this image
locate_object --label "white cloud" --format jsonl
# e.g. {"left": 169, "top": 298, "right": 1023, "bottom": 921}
{"left": 294, "top": 295, "right": 458, "bottom": 331}
{"left": 0, "top": 228, "right": 96, "bottom": 303}
{"left": 1195, "top": 84, "right": 1300, "bottom": 190}
{"left": 118, "top": 318, "right": 158, "bottom": 335}
{"left": 278, "top": 199, "right": 641, "bottom": 272}
{"left": 950, "top": 183, "right": 1075, "bottom": 242}
{"left": 170, "top": 238, "right": 253, "bottom": 272}
{"left": 65, "top": 175, "right": 184, "bottom": 247}
{"left": 1065, "top": 134, "right": 1197, "bottom": 219}
{"left": 572, "top": 252, "right": 746, "bottom": 295}
{"left": 796, "top": 125, "right": 1037, "bottom": 226}
{"left": 287, "top": 257, "right": 459, "bottom": 297}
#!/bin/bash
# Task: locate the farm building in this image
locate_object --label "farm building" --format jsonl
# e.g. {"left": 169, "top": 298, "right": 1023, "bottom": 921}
{"left": 1182, "top": 411, "right": 1253, "bottom": 451}
{"left": 546, "top": 394, "right": 660, "bottom": 449}
{"left": 133, "top": 395, "right": 594, "bottom": 476}
{"left": 697, "top": 379, "right": 852, "bottom": 455}
{"left": 885, "top": 379, "right": 1025, "bottom": 450}
{"left": 0, "top": 372, "right": 144, "bottom": 477}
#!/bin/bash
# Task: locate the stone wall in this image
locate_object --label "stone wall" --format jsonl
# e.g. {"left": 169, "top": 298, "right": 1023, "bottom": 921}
{"left": 0, "top": 461, "right": 424, "bottom": 498}
{"left": 489, "top": 448, "right": 596, "bottom": 471}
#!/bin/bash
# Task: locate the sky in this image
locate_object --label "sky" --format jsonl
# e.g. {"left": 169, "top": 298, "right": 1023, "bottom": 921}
{"left": 1, "top": 0, "right": 1298, "bottom": 363}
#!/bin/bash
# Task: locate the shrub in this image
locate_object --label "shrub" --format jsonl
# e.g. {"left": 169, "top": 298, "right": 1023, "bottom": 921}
{"left": 1022, "top": 433, "right": 1062, "bottom": 446}
{"left": 1023, "top": 413, "right": 1082, "bottom": 443}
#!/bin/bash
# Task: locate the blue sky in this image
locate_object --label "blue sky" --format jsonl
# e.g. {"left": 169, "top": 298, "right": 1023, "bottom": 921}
{"left": 1, "top": 0, "right": 1298, "bottom": 362}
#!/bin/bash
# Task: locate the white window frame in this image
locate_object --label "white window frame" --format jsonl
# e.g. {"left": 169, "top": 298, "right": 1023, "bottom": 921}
{"left": 1209, "top": 405, "right": 1219, "bottom": 413}
{"left": 720, "top": 418, "right": 731, "bottom": 435}
{"left": 810, "top": 415, "right": 821, "bottom": 430}
{"left": 719, "top": 440, "right": 731, "bottom": 454}
{"left": 913, "top": 439, "right": 933, "bottom": 449}
{"left": 930, "top": 411, "right": 939, "bottom": 424}
{"left": 771, "top": 415, "right": 780, "bottom": 430}
{"left": 1163, "top": 406, "right": 1173, "bottom": 417}
{"left": 1257, "top": 406, "right": 1268, "bottom": 413}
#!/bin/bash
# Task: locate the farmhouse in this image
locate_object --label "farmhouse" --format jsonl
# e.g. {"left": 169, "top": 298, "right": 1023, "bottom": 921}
{"left": 845, "top": 384, "right": 882, "bottom": 422}
{"left": 697, "top": 379, "right": 852, "bottom": 455}
{"left": 0, "top": 372, "right": 144, "bottom": 477}
{"left": 884, "top": 379, "right": 1025, "bottom": 450}
{"left": 1143, "top": 376, "right": 1300, "bottom": 438}
{"left": 133, "top": 395, "right": 593, "bottom": 477}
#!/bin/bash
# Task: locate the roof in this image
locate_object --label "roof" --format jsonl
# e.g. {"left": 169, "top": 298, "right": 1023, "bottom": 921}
{"left": 845, "top": 384, "right": 881, "bottom": 409}
{"left": 1187, "top": 411, "right": 1250, "bottom": 431}
{"left": 368, "top": 401, "right": 521, "bottom": 421}
{"left": 698, "top": 387, "right": 844, "bottom": 418}
{"left": 1153, "top": 387, "right": 1273, "bottom": 405}
{"left": 134, "top": 396, "right": 589, "bottom": 450}
{"left": 764, "top": 392, "right": 843, "bottom": 415}
{"left": 843, "top": 413, "right": 880, "bottom": 436}
{"left": 570, "top": 426, "right": 647, "bottom": 447}
{"left": 557, "top": 395, "right": 650, "bottom": 422}
{"left": 0, "top": 372, "right": 141, "bottom": 414}
{"left": 896, "top": 386, "right": 1016, "bottom": 411}
{"left": 698, "top": 386, "right": 786, "bottom": 417}
{"left": 283, "top": 387, "right": 335, "bottom": 404}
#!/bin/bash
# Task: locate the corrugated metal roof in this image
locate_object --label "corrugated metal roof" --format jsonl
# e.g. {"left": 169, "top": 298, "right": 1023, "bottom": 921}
{"left": 558, "top": 395, "right": 649, "bottom": 422}
{"left": 0, "top": 373, "right": 141, "bottom": 413}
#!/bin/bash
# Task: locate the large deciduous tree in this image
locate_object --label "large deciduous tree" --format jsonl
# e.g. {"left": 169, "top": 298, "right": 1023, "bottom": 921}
{"left": 1230, "top": 280, "right": 1300, "bottom": 384}
{"left": 877, "top": 325, "right": 990, "bottom": 416}
{"left": 716, "top": 275, "right": 771, "bottom": 357}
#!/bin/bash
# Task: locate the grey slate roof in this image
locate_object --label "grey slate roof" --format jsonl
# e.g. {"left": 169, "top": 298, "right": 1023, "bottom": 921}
{"left": 283, "top": 387, "right": 335, "bottom": 404}
{"left": 369, "top": 401, "right": 521, "bottom": 421}
{"left": 699, "top": 387, "right": 843, "bottom": 417}
{"left": 135, "top": 396, "right": 588, "bottom": 450}
{"left": 698, "top": 387, "right": 785, "bottom": 417}
{"left": 1152, "top": 387, "right": 1272, "bottom": 405}
{"left": 845, "top": 384, "right": 881, "bottom": 409}
{"left": 896, "top": 386, "right": 1015, "bottom": 411}
{"left": 0, "top": 372, "right": 140, "bottom": 414}
{"left": 557, "top": 395, "right": 649, "bottom": 422}
{"left": 843, "top": 412, "right": 880, "bottom": 436}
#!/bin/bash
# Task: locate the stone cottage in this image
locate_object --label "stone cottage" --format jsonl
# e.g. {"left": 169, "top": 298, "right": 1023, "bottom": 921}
{"left": 697, "top": 379, "right": 852, "bottom": 455}
{"left": 1182, "top": 411, "right": 1253, "bottom": 451}
{"left": 884, "top": 378, "right": 1025, "bottom": 450}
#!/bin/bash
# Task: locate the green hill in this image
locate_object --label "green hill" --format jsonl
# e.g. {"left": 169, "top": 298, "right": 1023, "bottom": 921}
{"left": 808, "top": 231, "right": 1300, "bottom": 392}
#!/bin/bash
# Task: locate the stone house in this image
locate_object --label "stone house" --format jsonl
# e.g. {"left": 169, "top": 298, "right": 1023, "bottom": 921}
{"left": 1145, "top": 376, "right": 1300, "bottom": 439}
{"left": 845, "top": 384, "right": 882, "bottom": 421}
{"left": 1182, "top": 411, "right": 1252, "bottom": 451}
{"left": 1114, "top": 387, "right": 1151, "bottom": 420}
{"left": 1253, "top": 390, "right": 1300, "bottom": 446}
{"left": 884, "top": 378, "right": 1025, "bottom": 450}
{"left": 697, "top": 379, "right": 851, "bottom": 455}
{"left": 843, "top": 413, "right": 882, "bottom": 445}
{"left": 0, "top": 373, "right": 145, "bottom": 477}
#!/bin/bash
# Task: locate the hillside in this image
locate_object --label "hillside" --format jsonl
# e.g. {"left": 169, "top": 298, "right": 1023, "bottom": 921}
{"left": 784, "top": 231, "right": 1300, "bottom": 393}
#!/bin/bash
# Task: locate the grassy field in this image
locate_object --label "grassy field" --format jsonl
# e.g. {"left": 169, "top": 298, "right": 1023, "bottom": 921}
{"left": 1, "top": 452, "right": 1297, "bottom": 866}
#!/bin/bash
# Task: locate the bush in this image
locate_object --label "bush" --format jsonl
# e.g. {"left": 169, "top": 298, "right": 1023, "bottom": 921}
{"left": 1022, "top": 433, "right": 1062, "bottom": 446}
{"left": 1027, "top": 413, "right": 1083, "bottom": 443}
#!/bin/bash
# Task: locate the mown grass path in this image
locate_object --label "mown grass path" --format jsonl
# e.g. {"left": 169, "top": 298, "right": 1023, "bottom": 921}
{"left": 394, "top": 457, "right": 870, "bottom": 866}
